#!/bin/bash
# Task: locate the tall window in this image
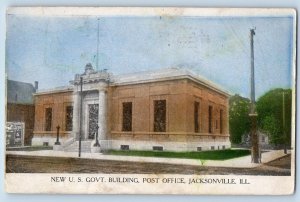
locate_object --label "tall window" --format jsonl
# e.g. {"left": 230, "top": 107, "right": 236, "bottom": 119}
{"left": 65, "top": 106, "right": 73, "bottom": 131}
{"left": 154, "top": 100, "right": 166, "bottom": 132}
{"left": 122, "top": 102, "right": 132, "bottom": 131}
{"left": 208, "top": 106, "right": 213, "bottom": 133}
{"left": 220, "top": 109, "right": 223, "bottom": 134}
{"left": 194, "top": 101, "right": 200, "bottom": 133}
{"left": 88, "top": 104, "right": 99, "bottom": 139}
{"left": 45, "top": 107, "right": 52, "bottom": 131}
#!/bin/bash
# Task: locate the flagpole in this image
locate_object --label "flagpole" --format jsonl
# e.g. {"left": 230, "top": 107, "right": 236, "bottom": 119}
{"left": 96, "top": 18, "right": 100, "bottom": 71}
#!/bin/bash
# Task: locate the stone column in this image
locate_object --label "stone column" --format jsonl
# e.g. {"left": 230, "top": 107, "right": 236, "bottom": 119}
{"left": 72, "top": 91, "right": 80, "bottom": 140}
{"left": 98, "top": 90, "right": 107, "bottom": 144}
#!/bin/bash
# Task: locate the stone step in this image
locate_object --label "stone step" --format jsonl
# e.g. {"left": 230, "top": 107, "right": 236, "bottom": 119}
{"left": 65, "top": 144, "right": 91, "bottom": 147}
{"left": 65, "top": 148, "right": 91, "bottom": 151}
{"left": 64, "top": 148, "right": 91, "bottom": 153}
{"left": 66, "top": 142, "right": 91, "bottom": 145}
{"left": 68, "top": 141, "right": 92, "bottom": 144}
{"left": 64, "top": 148, "right": 91, "bottom": 152}
{"left": 63, "top": 140, "right": 93, "bottom": 152}
{"left": 65, "top": 145, "right": 91, "bottom": 148}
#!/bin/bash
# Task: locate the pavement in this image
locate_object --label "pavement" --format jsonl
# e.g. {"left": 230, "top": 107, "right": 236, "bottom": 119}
{"left": 6, "top": 149, "right": 290, "bottom": 168}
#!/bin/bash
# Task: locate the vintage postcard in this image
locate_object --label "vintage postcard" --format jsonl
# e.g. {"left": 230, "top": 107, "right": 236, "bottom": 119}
{"left": 4, "top": 7, "right": 296, "bottom": 195}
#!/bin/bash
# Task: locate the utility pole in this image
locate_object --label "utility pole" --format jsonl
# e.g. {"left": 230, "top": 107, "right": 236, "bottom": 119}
{"left": 249, "top": 28, "right": 260, "bottom": 163}
{"left": 282, "top": 91, "right": 287, "bottom": 154}
{"left": 78, "top": 77, "right": 83, "bottom": 157}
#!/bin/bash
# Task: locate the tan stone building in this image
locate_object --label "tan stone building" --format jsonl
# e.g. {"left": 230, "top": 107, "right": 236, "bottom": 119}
{"left": 32, "top": 64, "right": 231, "bottom": 152}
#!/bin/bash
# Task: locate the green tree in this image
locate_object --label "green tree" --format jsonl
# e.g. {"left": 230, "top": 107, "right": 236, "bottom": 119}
{"left": 229, "top": 94, "right": 251, "bottom": 144}
{"left": 256, "top": 88, "right": 292, "bottom": 146}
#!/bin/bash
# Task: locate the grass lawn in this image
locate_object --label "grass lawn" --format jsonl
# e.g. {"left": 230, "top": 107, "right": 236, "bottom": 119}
{"left": 6, "top": 146, "right": 53, "bottom": 151}
{"left": 106, "top": 149, "right": 251, "bottom": 161}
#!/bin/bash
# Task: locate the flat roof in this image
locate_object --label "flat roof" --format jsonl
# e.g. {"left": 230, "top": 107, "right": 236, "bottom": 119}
{"left": 112, "top": 67, "right": 231, "bottom": 96}
{"left": 34, "top": 68, "right": 231, "bottom": 97}
{"left": 34, "top": 85, "right": 73, "bottom": 95}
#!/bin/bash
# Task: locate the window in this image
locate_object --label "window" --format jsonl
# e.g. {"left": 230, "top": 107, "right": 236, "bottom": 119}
{"left": 88, "top": 104, "right": 99, "bottom": 139}
{"left": 65, "top": 106, "right": 73, "bottom": 131}
{"left": 154, "top": 100, "right": 166, "bottom": 132}
{"left": 122, "top": 102, "right": 132, "bottom": 131}
{"left": 45, "top": 107, "right": 52, "bottom": 131}
{"left": 120, "top": 145, "right": 129, "bottom": 150}
{"left": 153, "top": 146, "right": 163, "bottom": 151}
{"left": 208, "top": 106, "right": 213, "bottom": 133}
{"left": 220, "top": 109, "right": 223, "bottom": 134}
{"left": 194, "top": 101, "right": 200, "bottom": 133}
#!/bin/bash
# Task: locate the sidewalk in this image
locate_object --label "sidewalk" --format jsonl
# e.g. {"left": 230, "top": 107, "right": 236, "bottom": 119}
{"left": 6, "top": 149, "right": 290, "bottom": 168}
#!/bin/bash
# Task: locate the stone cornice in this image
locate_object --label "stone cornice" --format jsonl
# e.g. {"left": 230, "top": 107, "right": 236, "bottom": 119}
{"left": 111, "top": 74, "right": 231, "bottom": 97}
{"left": 111, "top": 68, "right": 231, "bottom": 97}
{"left": 34, "top": 67, "right": 231, "bottom": 97}
{"left": 70, "top": 63, "right": 111, "bottom": 85}
{"left": 33, "top": 86, "right": 73, "bottom": 96}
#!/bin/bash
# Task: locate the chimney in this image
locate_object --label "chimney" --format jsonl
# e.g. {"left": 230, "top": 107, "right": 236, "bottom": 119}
{"left": 34, "top": 81, "right": 39, "bottom": 90}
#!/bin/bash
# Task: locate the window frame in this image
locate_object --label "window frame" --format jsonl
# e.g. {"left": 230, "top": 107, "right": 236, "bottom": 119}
{"left": 194, "top": 101, "right": 200, "bottom": 133}
{"left": 65, "top": 105, "right": 73, "bottom": 131}
{"left": 153, "top": 99, "right": 167, "bottom": 132}
{"left": 44, "top": 107, "right": 52, "bottom": 131}
{"left": 122, "top": 101, "right": 133, "bottom": 132}
{"left": 220, "top": 109, "right": 223, "bottom": 134}
{"left": 208, "top": 105, "right": 213, "bottom": 133}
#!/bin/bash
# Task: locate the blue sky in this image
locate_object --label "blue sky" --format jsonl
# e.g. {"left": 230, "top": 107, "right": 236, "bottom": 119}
{"left": 6, "top": 15, "right": 294, "bottom": 98}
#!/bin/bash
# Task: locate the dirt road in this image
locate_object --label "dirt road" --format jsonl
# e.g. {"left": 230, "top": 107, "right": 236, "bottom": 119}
{"left": 6, "top": 154, "right": 291, "bottom": 175}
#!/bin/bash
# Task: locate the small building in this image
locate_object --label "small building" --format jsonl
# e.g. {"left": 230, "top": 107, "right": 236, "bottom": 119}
{"left": 32, "top": 65, "right": 231, "bottom": 152}
{"left": 6, "top": 79, "right": 37, "bottom": 146}
{"left": 241, "top": 131, "right": 270, "bottom": 148}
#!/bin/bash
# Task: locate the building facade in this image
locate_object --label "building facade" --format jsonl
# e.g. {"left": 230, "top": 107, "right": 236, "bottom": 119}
{"left": 6, "top": 80, "right": 37, "bottom": 146}
{"left": 32, "top": 64, "right": 231, "bottom": 152}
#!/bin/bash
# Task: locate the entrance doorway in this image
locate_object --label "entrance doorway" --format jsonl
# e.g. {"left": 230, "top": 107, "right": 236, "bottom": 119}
{"left": 88, "top": 104, "right": 99, "bottom": 140}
